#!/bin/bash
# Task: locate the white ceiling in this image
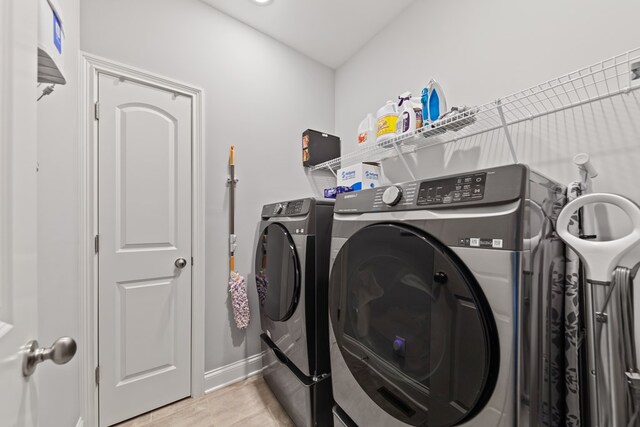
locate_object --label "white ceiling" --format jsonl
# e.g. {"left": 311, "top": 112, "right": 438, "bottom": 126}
{"left": 201, "top": 0, "right": 416, "bottom": 69}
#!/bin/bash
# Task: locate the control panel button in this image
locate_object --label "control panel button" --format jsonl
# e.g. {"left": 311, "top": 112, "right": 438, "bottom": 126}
{"left": 285, "top": 199, "right": 304, "bottom": 215}
{"left": 382, "top": 186, "right": 403, "bottom": 206}
{"left": 417, "top": 172, "right": 486, "bottom": 206}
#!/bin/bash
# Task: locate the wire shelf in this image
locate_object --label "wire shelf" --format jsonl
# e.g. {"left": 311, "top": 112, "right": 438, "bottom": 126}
{"left": 309, "top": 47, "right": 640, "bottom": 173}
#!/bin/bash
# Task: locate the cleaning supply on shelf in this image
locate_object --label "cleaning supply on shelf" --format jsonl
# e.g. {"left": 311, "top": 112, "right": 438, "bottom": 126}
{"left": 376, "top": 101, "right": 399, "bottom": 144}
{"left": 357, "top": 113, "right": 376, "bottom": 147}
{"left": 323, "top": 186, "right": 354, "bottom": 199}
{"left": 396, "top": 92, "right": 417, "bottom": 136}
{"left": 421, "top": 87, "right": 429, "bottom": 125}
{"left": 422, "top": 79, "right": 448, "bottom": 125}
{"left": 337, "top": 162, "right": 381, "bottom": 191}
{"left": 412, "top": 97, "right": 423, "bottom": 129}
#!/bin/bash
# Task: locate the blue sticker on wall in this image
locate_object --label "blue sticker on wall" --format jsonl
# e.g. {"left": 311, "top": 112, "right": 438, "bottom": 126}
{"left": 53, "top": 12, "right": 62, "bottom": 54}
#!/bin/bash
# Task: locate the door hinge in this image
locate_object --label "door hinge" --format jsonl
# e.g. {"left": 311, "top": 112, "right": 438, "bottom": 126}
{"left": 191, "top": 257, "right": 194, "bottom": 266}
{"left": 95, "top": 366, "right": 100, "bottom": 385}
{"left": 94, "top": 235, "right": 99, "bottom": 253}
{"left": 94, "top": 102, "right": 100, "bottom": 120}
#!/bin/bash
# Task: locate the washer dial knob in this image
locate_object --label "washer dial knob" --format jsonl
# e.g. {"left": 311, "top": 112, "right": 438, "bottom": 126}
{"left": 274, "top": 203, "right": 284, "bottom": 214}
{"left": 382, "top": 186, "right": 403, "bottom": 206}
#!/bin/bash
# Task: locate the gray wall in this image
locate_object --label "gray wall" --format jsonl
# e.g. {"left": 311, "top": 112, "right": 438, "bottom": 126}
{"left": 37, "top": 0, "right": 81, "bottom": 425}
{"left": 80, "top": 0, "right": 335, "bottom": 373}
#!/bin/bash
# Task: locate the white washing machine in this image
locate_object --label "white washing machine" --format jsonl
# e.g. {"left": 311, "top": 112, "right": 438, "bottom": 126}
{"left": 328, "top": 164, "right": 567, "bottom": 426}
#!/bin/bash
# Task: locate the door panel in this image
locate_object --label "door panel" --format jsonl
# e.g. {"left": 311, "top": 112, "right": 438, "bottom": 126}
{"left": 116, "top": 278, "right": 178, "bottom": 383}
{"left": 98, "top": 73, "right": 192, "bottom": 427}
{"left": 0, "top": 0, "right": 39, "bottom": 425}
{"left": 117, "top": 104, "right": 178, "bottom": 250}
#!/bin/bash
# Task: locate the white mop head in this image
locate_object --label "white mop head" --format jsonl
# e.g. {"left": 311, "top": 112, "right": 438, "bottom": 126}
{"left": 229, "top": 271, "right": 250, "bottom": 329}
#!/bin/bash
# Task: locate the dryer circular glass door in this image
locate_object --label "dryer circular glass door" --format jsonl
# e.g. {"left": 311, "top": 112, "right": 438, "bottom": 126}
{"left": 255, "top": 223, "right": 301, "bottom": 322}
{"left": 329, "top": 223, "right": 499, "bottom": 427}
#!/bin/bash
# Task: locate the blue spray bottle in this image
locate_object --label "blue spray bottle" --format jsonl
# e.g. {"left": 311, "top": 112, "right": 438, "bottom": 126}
{"left": 421, "top": 87, "right": 430, "bottom": 125}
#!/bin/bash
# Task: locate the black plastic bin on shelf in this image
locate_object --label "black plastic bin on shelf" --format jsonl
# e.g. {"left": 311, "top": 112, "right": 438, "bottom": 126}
{"left": 302, "top": 129, "right": 341, "bottom": 167}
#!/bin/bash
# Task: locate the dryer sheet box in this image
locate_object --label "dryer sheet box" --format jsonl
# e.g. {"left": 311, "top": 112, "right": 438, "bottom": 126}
{"left": 337, "top": 162, "right": 381, "bottom": 191}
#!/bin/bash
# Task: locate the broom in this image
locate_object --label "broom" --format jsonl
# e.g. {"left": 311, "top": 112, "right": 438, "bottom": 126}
{"left": 228, "top": 145, "right": 249, "bottom": 329}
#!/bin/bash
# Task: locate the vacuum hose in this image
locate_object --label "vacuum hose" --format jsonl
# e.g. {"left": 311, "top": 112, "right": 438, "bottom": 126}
{"left": 594, "top": 266, "right": 639, "bottom": 427}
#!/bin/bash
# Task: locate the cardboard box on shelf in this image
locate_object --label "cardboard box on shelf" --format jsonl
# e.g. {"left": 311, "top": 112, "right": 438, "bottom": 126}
{"left": 337, "top": 162, "right": 381, "bottom": 191}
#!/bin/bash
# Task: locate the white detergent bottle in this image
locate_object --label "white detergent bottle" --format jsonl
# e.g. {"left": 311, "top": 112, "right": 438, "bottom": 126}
{"left": 357, "top": 113, "right": 376, "bottom": 147}
{"left": 396, "top": 92, "right": 416, "bottom": 136}
{"left": 376, "top": 100, "right": 399, "bottom": 144}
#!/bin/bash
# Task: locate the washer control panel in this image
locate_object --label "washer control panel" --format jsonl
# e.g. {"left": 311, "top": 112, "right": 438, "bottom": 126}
{"left": 262, "top": 199, "right": 311, "bottom": 218}
{"left": 335, "top": 165, "right": 527, "bottom": 214}
{"left": 285, "top": 199, "right": 305, "bottom": 215}
{"left": 372, "top": 182, "right": 419, "bottom": 210}
{"left": 417, "top": 172, "right": 486, "bottom": 206}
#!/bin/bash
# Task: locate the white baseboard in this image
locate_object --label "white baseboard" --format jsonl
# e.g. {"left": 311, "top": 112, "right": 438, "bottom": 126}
{"left": 204, "top": 352, "right": 264, "bottom": 394}
{"left": 75, "top": 417, "right": 84, "bottom": 427}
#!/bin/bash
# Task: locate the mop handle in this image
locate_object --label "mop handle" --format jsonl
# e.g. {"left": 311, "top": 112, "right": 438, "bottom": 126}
{"left": 557, "top": 193, "right": 640, "bottom": 283}
{"left": 229, "top": 145, "right": 236, "bottom": 270}
{"left": 229, "top": 145, "right": 235, "bottom": 237}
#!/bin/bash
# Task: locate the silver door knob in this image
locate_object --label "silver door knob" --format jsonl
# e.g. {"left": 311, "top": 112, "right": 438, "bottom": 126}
{"left": 22, "top": 336, "right": 77, "bottom": 377}
{"left": 175, "top": 258, "right": 188, "bottom": 269}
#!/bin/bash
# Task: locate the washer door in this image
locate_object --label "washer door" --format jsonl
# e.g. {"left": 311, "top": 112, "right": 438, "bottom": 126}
{"left": 255, "top": 223, "right": 301, "bottom": 322}
{"left": 329, "top": 224, "right": 499, "bottom": 427}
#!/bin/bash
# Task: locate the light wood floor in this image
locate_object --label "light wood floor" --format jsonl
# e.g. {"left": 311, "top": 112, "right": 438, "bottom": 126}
{"left": 115, "top": 375, "right": 295, "bottom": 427}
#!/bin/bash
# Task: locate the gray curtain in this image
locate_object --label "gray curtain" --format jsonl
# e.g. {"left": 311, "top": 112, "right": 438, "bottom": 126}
{"left": 564, "top": 182, "right": 583, "bottom": 426}
{"left": 548, "top": 181, "right": 582, "bottom": 426}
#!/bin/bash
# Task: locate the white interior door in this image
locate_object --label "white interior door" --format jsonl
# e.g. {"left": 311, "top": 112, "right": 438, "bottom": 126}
{"left": 98, "top": 73, "right": 193, "bottom": 427}
{"left": 0, "top": 0, "right": 40, "bottom": 425}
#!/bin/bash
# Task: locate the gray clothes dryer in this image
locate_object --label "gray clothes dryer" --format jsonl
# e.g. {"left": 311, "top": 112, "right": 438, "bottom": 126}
{"left": 328, "top": 164, "right": 567, "bottom": 427}
{"left": 256, "top": 198, "right": 334, "bottom": 427}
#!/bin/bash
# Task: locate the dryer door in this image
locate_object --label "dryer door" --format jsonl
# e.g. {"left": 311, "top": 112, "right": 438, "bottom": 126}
{"left": 255, "top": 223, "right": 301, "bottom": 322}
{"left": 329, "top": 223, "right": 499, "bottom": 427}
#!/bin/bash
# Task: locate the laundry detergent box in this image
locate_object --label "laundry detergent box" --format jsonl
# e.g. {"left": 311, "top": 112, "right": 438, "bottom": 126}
{"left": 337, "top": 162, "right": 381, "bottom": 191}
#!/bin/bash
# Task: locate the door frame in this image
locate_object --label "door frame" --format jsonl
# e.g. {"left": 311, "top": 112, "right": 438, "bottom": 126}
{"left": 79, "top": 53, "right": 206, "bottom": 426}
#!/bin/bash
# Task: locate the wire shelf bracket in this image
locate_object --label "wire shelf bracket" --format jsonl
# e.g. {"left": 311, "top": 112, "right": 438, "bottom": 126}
{"left": 390, "top": 140, "right": 417, "bottom": 181}
{"left": 496, "top": 99, "right": 518, "bottom": 164}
